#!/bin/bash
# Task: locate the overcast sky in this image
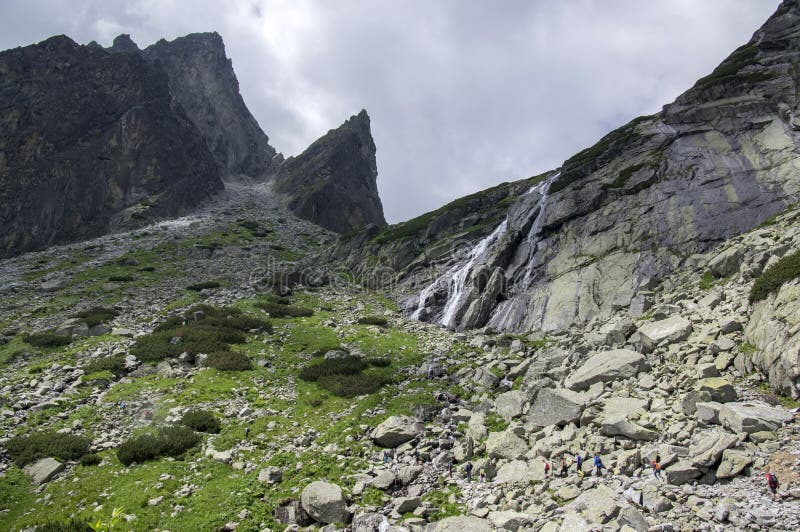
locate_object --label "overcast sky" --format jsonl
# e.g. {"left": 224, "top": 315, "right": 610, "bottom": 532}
{"left": 0, "top": 1, "right": 780, "bottom": 223}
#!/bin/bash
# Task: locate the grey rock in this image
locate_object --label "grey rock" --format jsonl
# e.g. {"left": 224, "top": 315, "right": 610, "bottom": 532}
{"left": 718, "top": 401, "right": 794, "bottom": 434}
{"left": 528, "top": 387, "right": 585, "bottom": 427}
{"left": 23, "top": 457, "right": 64, "bottom": 485}
{"left": 495, "top": 390, "right": 525, "bottom": 421}
{"left": 425, "top": 516, "right": 493, "bottom": 532}
{"left": 300, "top": 481, "right": 349, "bottom": 525}
{"left": 697, "top": 377, "right": 737, "bottom": 403}
{"left": 664, "top": 460, "right": 702, "bottom": 485}
{"left": 565, "top": 349, "right": 650, "bottom": 391}
{"left": 716, "top": 448, "right": 752, "bottom": 479}
{"left": 485, "top": 429, "right": 529, "bottom": 460}
{"left": 689, "top": 429, "right": 738, "bottom": 467}
{"left": 372, "top": 415, "right": 423, "bottom": 448}
{"left": 637, "top": 316, "right": 693, "bottom": 352}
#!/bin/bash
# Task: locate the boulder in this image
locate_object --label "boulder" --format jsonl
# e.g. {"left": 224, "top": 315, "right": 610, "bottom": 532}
{"left": 395, "top": 496, "right": 422, "bottom": 513}
{"left": 352, "top": 513, "right": 384, "bottom": 532}
{"left": 716, "top": 448, "right": 752, "bottom": 479}
{"left": 616, "top": 448, "right": 642, "bottom": 475}
{"left": 54, "top": 318, "right": 89, "bottom": 338}
{"left": 426, "top": 516, "right": 493, "bottom": 532}
{"left": 486, "top": 429, "right": 529, "bottom": 460}
{"left": 528, "top": 387, "right": 584, "bottom": 427}
{"left": 495, "top": 390, "right": 525, "bottom": 421}
{"left": 488, "top": 511, "right": 534, "bottom": 531}
{"left": 664, "top": 460, "right": 702, "bottom": 485}
{"left": 472, "top": 367, "right": 499, "bottom": 389}
{"left": 274, "top": 499, "right": 313, "bottom": 526}
{"left": 495, "top": 460, "right": 543, "bottom": 484}
{"left": 708, "top": 246, "right": 744, "bottom": 277}
{"left": 616, "top": 506, "right": 650, "bottom": 531}
{"left": 695, "top": 401, "right": 723, "bottom": 425}
{"left": 600, "top": 397, "right": 657, "bottom": 441}
{"left": 258, "top": 466, "right": 283, "bottom": 484}
{"left": 569, "top": 484, "right": 622, "bottom": 524}
{"left": 371, "top": 470, "right": 396, "bottom": 491}
{"left": 698, "top": 377, "right": 737, "bottom": 403}
{"left": 637, "top": 316, "right": 693, "bottom": 352}
{"left": 565, "top": 349, "right": 650, "bottom": 391}
{"left": 718, "top": 402, "right": 794, "bottom": 434}
{"left": 689, "top": 429, "right": 738, "bottom": 467}
{"left": 300, "top": 481, "right": 350, "bottom": 525}
{"left": 23, "top": 457, "right": 64, "bottom": 485}
{"left": 372, "top": 415, "right": 423, "bottom": 448}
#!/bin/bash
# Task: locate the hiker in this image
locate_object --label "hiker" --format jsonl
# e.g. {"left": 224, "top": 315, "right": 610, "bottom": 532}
{"left": 244, "top": 427, "right": 250, "bottom": 439}
{"left": 560, "top": 457, "right": 568, "bottom": 478}
{"left": 479, "top": 468, "right": 486, "bottom": 482}
{"left": 594, "top": 454, "right": 605, "bottom": 477}
{"left": 383, "top": 450, "right": 391, "bottom": 464}
{"left": 651, "top": 457, "right": 662, "bottom": 479}
{"left": 465, "top": 461, "right": 473, "bottom": 482}
{"left": 765, "top": 466, "right": 780, "bottom": 500}
{"left": 413, "top": 447, "right": 420, "bottom": 464}
{"left": 575, "top": 453, "right": 584, "bottom": 475}
{"left": 544, "top": 461, "right": 551, "bottom": 477}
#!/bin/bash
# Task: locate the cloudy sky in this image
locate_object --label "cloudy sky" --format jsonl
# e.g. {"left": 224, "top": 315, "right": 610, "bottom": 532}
{"left": 0, "top": 0, "right": 780, "bottom": 223}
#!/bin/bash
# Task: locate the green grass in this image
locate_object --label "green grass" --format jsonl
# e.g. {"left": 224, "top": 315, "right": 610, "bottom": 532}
{"left": 749, "top": 250, "right": 800, "bottom": 303}
{"left": 739, "top": 342, "right": 757, "bottom": 355}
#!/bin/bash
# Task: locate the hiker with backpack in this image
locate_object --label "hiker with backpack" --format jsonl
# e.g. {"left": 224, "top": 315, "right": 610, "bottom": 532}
{"left": 465, "top": 461, "right": 473, "bottom": 482}
{"left": 544, "top": 461, "right": 551, "bottom": 477}
{"left": 765, "top": 466, "right": 780, "bottom": 500}
{"left": 651, "top": 456, "right": 662, "bottom": 480}
{"left": 594, "top": 453, "right": 605, "bottom": 477}
{"left": 575, "top": 452, "right": 584, "bottom": 476}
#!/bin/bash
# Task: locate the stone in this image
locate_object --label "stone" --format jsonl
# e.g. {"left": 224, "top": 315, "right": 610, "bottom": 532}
{"left": 54, "top": 318, "right": 89, "bottom": 338}
{"left": 569, "top": 485, "right": 622, "bottom": 524}
{"left": 695, "top": 401, "right": 723, "bottom": 425}
{"left": 488, "top": 511, "right": 534, "bottom": 531}
{"left": 426, "top": 516, "right": 493, "bottom": 532}
{"left": 352, "top": 513, "right": 383, "bottom": 532}
{"left": 600, "top": 397, "right": 658, "bottom": 441}
{"left": 486, "top": 429, "right": 529, "bottom": 460}
{"left": 697, "top": 377, "right": 737, "bottom": 403}
{"left": 528, "top": 387, "right": 585, "bottom": 426}
{"left": 616, "top": 507, "right": 650, "bottom": 532}
{"left": 372, "top": 415, "right": 423, "bottom": 448}
{"left": 689, "top": 429, "right": 738, "bottom": 467}
{"left": 371, "top": 470, "right": 396, "bottom": 491}
{"left": 495, "top": 460, "right": 542, "bottom": 484}
{"left": 23, "top": 457, "right": 64, "bottom": 485}
{"left": 565, "top": 349, "right": 650, "bottom": 391}
{"left": 472, "top": 367, "right": 500, "bottom": 389}
{"left": 274, "top": 499, "right": 313, "bottom": 526}
{"left": 708, "top": 246, "right": 745, "bottom": 277}
{"left": 681, "top": 390, "right": 712, "bottom": 416}
{"left": 637, "top": 316, "right": 693, "bottom": 352}
{"left": 616, "top": 448, "right": 642, "bottom": 475}
{"left": 696, "top": 363, "right": 719, "bottom": 378}
{"left": 394, "top": 496, "right": 421, "bottom": 513}
{"left": 718, "top": 402, "right": 794, "bottom": 434}
{"left": 397, "top": 465, "right": 422, "bottom": 486}
{"left": 495, "top": 390, "right": 525, "bottom": 421}
{"left": 664, "top": 460, "right": 702, "bottom": 485}
{"left": 300, "top": 481, "right": 349, "bottom": 525}
{"left": 716, "top": 448, "right": 752, "bottom": 479}
{"left": 258, "top": 466, "right": 282, "bottom": 484}
{"left": 212, "top": 450, "right": 232, "bottom": 464}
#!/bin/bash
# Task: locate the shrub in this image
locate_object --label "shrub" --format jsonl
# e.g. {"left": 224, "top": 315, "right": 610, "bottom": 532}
{"left": 74, "top": 306, "right": 119, "bottom": 327}
{"left": 317, "top": 372, "right": 392, "bottom": 397}
{"left": 205, "top": 350, "right": 251, "bottom": 371}
{"left": 6, "top": 432, "right": 91, "bottom": 466}
{"left": 368, "top": 357, "right": 391, "bottom": 367}
{"left": 181, "top": 409, "right": 221, "bottom": 433}
{"left": 255, "top": 301, "right": 314, "bottom": 318}
{"left": 108, "top": 275, "right": 135, "bottom": 282}
{"left": 117, "top": 426, "right": 200, "bottom": 466}
{"left": 34, "top": 519, "right": 93, "bottom": 532}
{"left": 84, "top": 354, "right": 126, "bottom": 375}
{"left": 23, "top": 332, "right": 72, "bottom": 348}
{"left": 139, "top": 265, "right": 157, "bottom": 272}
{"left": 79, "top": 453, "right": 101, "bottom": 466}
{"left": 357, "top": 315, "right": 388, "bottom": 327}
{"left": 749, "top": 250, "right": 800, "bottom": 303}
{"left": 187, "top": 280, "right": 221, "bottom": 291}
{"left": 299, "top": 356, "right": 367, "bottom": 381}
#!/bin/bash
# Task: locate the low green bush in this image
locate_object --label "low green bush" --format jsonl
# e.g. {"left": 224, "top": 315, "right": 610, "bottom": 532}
{"left": 6, "top": 432, "right": 91, "bottom": 466}
{"left": 108, "top": 275, "right": 135, "bottom": 282}
{"left": 357, "top": 315, "right": 388, "bottom": 327}
{"left": 181, "top": 409, "right": 221, "bottom": 433}
{"left": 367, "top": 357, "right": 391, "bottom": 367}
{"left": 317, "top": 372, "right": 392, "bottom": 397}
{"left": 117, "top": 426, "right": 200, "bottom": 466}
{"left": 23, "top": 332, "right": 72, "bottom": 348}
{"left": 255, "top": 300, "right": 314, "bottom": 318}
{"left": 35, "top": 519, "right": 93, "bottom": 532}
{"left": 79, "top": 453, "right": 101, "bottom": 466}
{"left": 750, "top": 250, "right": 800, "bottom": 303}
{"left": 204, "top": 350, "right": 252, "bottom": 371}
{"left": 73, "top": 306, "right": 119, "bottom": 327}
{"left": 299, "top": 356, "right": 367, "bottom": 381}
{"left": 83, "top": 354, "right": 126, "bottom": 375}
{"left": 187, "top": 280, "right": 221, "bottom": 291}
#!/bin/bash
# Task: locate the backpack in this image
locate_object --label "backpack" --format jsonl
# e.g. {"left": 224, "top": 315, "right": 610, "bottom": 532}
{"left": 768, "top": 473, "right": 779, "bottom": 489}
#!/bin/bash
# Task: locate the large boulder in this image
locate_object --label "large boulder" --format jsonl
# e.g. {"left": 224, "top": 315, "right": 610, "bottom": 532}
{"left": 697, "top": 377, "right": 737, "bottom": 403}
{"left": 565, "top": 349, "right": 650, "bottom": 391}
{"left": 495, "top": 459, "right": 544, "bottom": 484}
{"left": 300, "top": 481, "right": 350, "bottom": 525}
{"left": 23, "top": 457, "right": 64, "bottom": 485}
{"left": 371, "top": 415, "right": 423, "bottom": 448}
{"left": 600, "top": 397, "right": 658, "bottom": 441}
{"left": 488, "top": 511, "right": 534, "bottom": 531}
{"left": 528, "top": 387, "right": 585, "bottom": 427}
{"left": 718, "top": 402, "right": 794, "bottom": 434}
{"left": 637, "top": 316, "right": 693, "bottom": 352}
{"left": 716, "top": 448, "right": 753, "bottom": 479}
{"left": 689, "top": 429, "right": 739, "bottom": 467}
{"left": 495, "top": 390, "right": 525, "bottom": 421}
{"left": 486, "top": 429, "right": 529, "bottom": 460}
{"left": 569, "top": 485, "right": 622, "bottom": 524}
{"left": 708, "top": 246, "right": 745, "bottom": 277}
{"left": 664, "top": 460, "right": 702, "bottom": 485}
{"left": 426, "top": 516, "right": 493, "bottom": 532}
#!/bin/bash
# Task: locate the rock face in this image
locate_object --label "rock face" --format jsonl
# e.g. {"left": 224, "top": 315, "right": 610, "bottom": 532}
{"left": 143, "top": 32, "right": 278, "bottom": 177}
{"left": 275, "top": 110, "right": 386, "bottom": 233}
{"left": 0, "top": 35, "right": 222, "bottom": 257}
{"left": 346, "top": 0, "right": 800, "bottom": 334}
{"left": 300, "top": 481, "right": 350, "bottom": 525}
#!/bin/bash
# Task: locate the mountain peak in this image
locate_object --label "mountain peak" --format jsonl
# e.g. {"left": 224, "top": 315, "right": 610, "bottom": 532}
{"left": 109, "top": 34, "right": 139, "bottom": 53}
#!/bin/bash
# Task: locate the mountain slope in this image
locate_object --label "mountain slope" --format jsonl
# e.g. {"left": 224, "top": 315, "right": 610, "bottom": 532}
{"left": 0, "top": 35, "right": 222, "bottom": 259}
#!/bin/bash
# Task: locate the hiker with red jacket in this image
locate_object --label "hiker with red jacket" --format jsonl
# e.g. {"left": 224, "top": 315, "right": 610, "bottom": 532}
{"left": 765, "top": 466, "right": 780, "bottom": 500}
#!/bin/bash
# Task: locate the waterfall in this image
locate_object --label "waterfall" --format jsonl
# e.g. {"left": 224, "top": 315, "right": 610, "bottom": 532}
{"left": 409, "top": 219, "right": 508, "bottom": 326}
{"left": 522, "top": 173, "right": 558, "bottom": 283}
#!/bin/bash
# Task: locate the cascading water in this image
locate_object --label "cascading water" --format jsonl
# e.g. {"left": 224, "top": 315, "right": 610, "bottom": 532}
{"left": 522, "top": 173, "right": 558, "bottom": 283}
{"left": 409, "top": 219, "right": 508, "bottom": 326}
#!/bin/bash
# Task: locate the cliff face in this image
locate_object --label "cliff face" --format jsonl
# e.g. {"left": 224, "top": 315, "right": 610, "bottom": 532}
{"left": 143, "top": 32, "right": 279, "bottom": 177}
{"left": 346, "top": 0, "right": 800, "bottom": 333}
{"left": 0, "top": 35, "right": 222, "bottom": 258}
{"left": 274, "top": 110, "right": 387, "bottom": 233}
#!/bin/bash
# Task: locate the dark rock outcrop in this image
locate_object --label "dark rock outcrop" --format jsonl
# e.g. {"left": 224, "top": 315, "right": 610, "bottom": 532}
{"left": 0, "top": 35, "right": 222, "bottom": 258}
{"left": 143, "top": 32, "right": 279, "bottom": 177}
{"left": 274, "top": 110, "right": 386, "bottom": 233}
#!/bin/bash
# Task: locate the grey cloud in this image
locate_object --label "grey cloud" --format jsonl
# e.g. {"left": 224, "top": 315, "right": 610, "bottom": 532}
{"left": 0, "top": 0, "right": 780, "bottom": 222}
